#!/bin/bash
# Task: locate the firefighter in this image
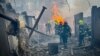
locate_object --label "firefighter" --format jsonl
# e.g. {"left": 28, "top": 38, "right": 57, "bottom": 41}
{"left": 58, "top": 22, "right": 64, "bottom": 45}
{"left": 59, "top": 21, "right": 71, "bottom": 48}
{"left": 45, "top": 21, "right": 51, "bottom": 34}
{"left": 85, "top": 25, "right": 92, "bottom": 46}
{"left": 86, "top": 25, "right": 91, "bottom": 37}
{"left": 62, "top": 21, "right": 71, "bottom": 48}
{"left": 54, "top": 21, "right": 63, "bottom": 44}
{"left": 78, "top": 19, "right": 86, "bottom": 46}
{"left": 54, "top": 20, "right": 59, "bottom": 35}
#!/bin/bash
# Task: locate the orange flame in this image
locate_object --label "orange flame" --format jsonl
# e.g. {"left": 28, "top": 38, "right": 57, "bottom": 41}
{"left": 52, "top": 2, "right": 64, "bottom": 25}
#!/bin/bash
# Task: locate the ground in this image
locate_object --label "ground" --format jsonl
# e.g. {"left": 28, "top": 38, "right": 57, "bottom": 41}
{"left": 27, "top": 33, "right": 100, "bottom": 56}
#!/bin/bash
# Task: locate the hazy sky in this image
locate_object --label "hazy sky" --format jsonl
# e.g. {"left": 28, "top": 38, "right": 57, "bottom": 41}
{"left": 10, "top": 0, "right": 100, "bottom": 16}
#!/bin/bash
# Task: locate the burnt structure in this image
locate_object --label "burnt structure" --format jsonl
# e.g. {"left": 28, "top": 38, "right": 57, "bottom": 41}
{"left": 74, "top": 12, "right": 83, "bottom": 37}
{"left": 91, "top": 6, "right": 100, "bottom": 48}
{"left": 0, "top": 1, "right": 10, "bottom": 56}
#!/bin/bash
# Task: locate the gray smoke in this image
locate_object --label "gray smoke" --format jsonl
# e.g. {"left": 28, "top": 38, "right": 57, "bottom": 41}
{"left": 9, "top": 0, "right": 100, "bottom": 33}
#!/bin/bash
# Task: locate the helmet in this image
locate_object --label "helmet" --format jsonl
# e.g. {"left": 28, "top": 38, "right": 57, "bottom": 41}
{"left": 64, "top": 21, "right": 68, "bottom": 25}
{"left": 54, "top": 20, "right": 58, "bottom": 25}
{"left": 59, "top": 21, "right": 62, "bottom": 24}
{"left": 79, "top": 19, "right": 84, "bottom": 25}
{"left": 48, "top": 20, "right": 50, "bottom": 23}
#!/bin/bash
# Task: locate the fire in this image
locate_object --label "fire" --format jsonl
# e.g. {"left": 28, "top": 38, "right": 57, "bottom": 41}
{"left": 52, "top": 2, "right": 64, "bottom": 25}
